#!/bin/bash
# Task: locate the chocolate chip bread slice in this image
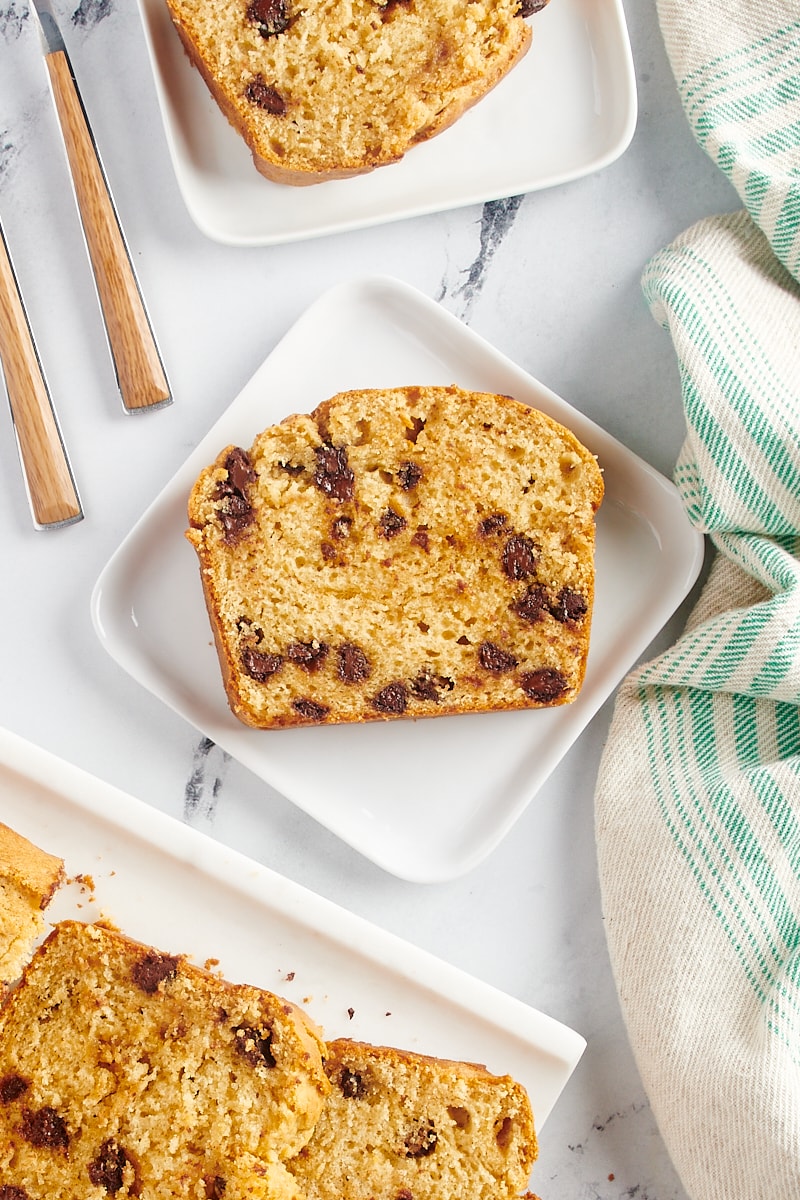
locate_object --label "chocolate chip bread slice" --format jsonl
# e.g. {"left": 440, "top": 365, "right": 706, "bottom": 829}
{"left": 0, "top": 920, "right": 329, "bottom": 1198}
{"left": 186, "top": 384, "right": 603, "bottom": 729}
{"left": 288, "top": 1039, "right": 539, "bottom": 1200}
{"left": 165, "top": 0, "right": 544, "bottom": 184}
{"left": 0, "top": 822, "right": 64, "bottom": 985}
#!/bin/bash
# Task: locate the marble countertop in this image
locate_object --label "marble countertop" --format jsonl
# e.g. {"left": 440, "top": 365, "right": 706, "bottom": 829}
{"left": 0, "top": 0, "right": 740, "bottom": 1195}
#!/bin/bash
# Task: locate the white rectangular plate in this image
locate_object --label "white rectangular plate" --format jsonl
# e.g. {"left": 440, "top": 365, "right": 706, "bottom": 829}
{"left": 92, "top": 276, "right": 704, "bottom": 882}
{"left": 137, "top": 0, "right": 636, "bottom": 245}
{"left": 0, "top": 724, "right": 585, "bottom": 1140}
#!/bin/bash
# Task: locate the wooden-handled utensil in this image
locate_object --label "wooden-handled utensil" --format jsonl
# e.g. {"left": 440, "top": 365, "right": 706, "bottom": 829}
{"left": 0, "top": 220, "right": 82, "bottom": 529}
{"left": 33, "top": 0, "right": 172, "bottom": 414}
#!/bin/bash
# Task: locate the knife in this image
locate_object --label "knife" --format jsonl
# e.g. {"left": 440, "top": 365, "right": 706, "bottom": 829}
{"left": 0, "top": 219, "right": 83, "bottom": 529}
{"left": 32, "top": 0, "right": 172, "bottom": 414}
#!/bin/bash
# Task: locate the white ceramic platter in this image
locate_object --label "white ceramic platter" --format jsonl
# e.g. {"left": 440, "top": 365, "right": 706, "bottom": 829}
{"left": 0, "top": 725, "right": 585, "bottom": 1142}
{"left": 92, "top": 276, "right": 704, "bottom": 882}
{"left": 136, "top": 0, "right": 636, "bottom": 245}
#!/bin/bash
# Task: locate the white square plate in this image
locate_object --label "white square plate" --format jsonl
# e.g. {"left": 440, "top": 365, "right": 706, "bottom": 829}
{"left": 92, "top": 276, "right": 704, "bottom": 882}
{"left": 94, "top": 278, "right": 705, "bottom": 883}
{"left": 0, "top": 724, "right": 585, "bottom": 1143}
{"left": 137, "top": 0, "right": 636, "bottom": 245}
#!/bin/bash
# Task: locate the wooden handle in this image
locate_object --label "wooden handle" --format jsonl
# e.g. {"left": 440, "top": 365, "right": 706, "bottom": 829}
{"left": 45, "top": 50, "right": 171, "bottom": 413}
{"left": 0, "top": 229, "right": 82, "bottom": 527}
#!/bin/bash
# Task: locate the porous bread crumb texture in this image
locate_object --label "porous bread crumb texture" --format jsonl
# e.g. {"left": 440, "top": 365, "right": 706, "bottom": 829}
{"left": 289, "top": 1039, "right": 538, "bottom": 1200}
{"left": 165, "top": 0, "right": 533, "bottom": 182}
{"left": 0, "top": 823, "right": 63, "bottom": 985}
{"left": 186, "top": 385, "right": 604, "bottom": 730}
{"left": 0, "top": 920, "right": 329, "bottom": 1199}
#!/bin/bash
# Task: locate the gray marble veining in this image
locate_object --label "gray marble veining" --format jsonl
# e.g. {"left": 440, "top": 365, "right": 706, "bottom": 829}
{"left": 0, "top": 0, "right": 742, "bottom": 1195}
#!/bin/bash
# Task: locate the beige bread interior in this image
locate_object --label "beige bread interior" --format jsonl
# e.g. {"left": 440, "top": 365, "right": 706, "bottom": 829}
{"left": 165, "top": 0, "right": 533, "bottom": 183}
{"left": 186, "top": 384, "right": 603, "bottom": 729}
{"left": 288, "top": 1039, "right": 538, "bottom": 1200}
{"left": 0, "top": 920, "right": 329, "bottom": 1198}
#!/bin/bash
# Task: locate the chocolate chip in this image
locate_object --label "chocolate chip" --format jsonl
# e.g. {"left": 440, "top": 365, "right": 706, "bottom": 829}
{"left": 552, "top": 588, "right": 587, "bottom": 623}
{"left": 234, "top": 1025, "right": 276, "bottom": 1069}
{"left": 409, "top": 670, "right": 454, "bottom": 702}
{"left": 378, "top": 508, "right": 407, "bottom": 538}
{"left": 0, "top": 1188, "right": 30, "bottom": 1200}
{"left": 478, "top": 642, "right": 518, "bottom": 673}
{"left": 518, "top": 0, "right": 548, "bottom": 12}
{"left": 214, "top": 448, "right": 256, "bottom": 542}
{"left": 244, "top": 74, "right": 286, "bottom": 114}
{"left": 371, "top": 682, "right": 408, "bottom": 714}
{"left": 410, "top": 528, "right": 429, "bottom": 552}
{"left": 337, "top": 643, "right": 371, "bottom": 684}
{"left": 331, "top": 515, "right": 352, "bottom": 539}
{"left": 242, "top": 647, "right": 283, "bottom": 681}
{"left": 0, "top": 1075, "right": 29, "bottom": 1104}
{"left": 224, "top": 447, "right": 256, "bottom": 494}
{"left": 20, "top": 1106, "right": 69, "bottom": 1150}
{"left": 396, "top": 461, "right": 422, "bottom": 490}
{"left": 519, "top": 668, "right": 568, "bottom": 702}
{"left": 218, "top": 495, "right": 254, "bottom": 541}
{"left": 287, "top": 641, "right": 329, "bottom": 671}
{"left": 277, "top": 461, "right": 304, "bottom": 475}
{"left": 403, "top": 1121, "right": 437, "bottom": 1158}
{"left": 502, "top": 533, "right": 537, "bottom": 579}
{"left": 131, "top": 952, "right": 179, "bottom": 994}
{"left": 478, "top": 513, "right": 507, "bottom": 537}
{"left": 338, "top": 1067, "right": 367, "bottom": 1098}
{"left": 292, "top": 699, "right": 330, "bottom": 722}
{"left": 511, "top": 584, "right": 549, "bottom": 623}
{"left": 314, "top": 444, "right": 354, "bottom": 501}
{"left": 395, "top": 1192, "right": 414, "bottom": 1200}
{"left": 378, "top": 0, "right": 411, "bottom": 19}
{"left": 405, "top": 415, "right": 425, "bottom": 443}
{"left": 205, "top": 1179, "right": 227, "bottom": 1200}
{"left": 88, "top": 1139, "right": 129, "bottom": 1194}
{"left": 495, "top": 1116, "right": 514, "bottom": 1148}
{"left": 246, "top": 0, "right": 290, "bottom": 35}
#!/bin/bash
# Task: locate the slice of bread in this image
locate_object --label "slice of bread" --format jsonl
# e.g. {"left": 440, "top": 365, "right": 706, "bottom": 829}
{"left": 0, "top": 822, "right": 63, "bottom": 984}
{"left": 186, "top": 384, "right": 603, "bottom": 729}
{"left": 165, "top": 0, "right": 541, "bottom": 184}
{"left": 0, "top": 920, "right": 329, "bottom": 1198}
{"left": 288, "top": 1039, "right": 538, "bottom": 1200}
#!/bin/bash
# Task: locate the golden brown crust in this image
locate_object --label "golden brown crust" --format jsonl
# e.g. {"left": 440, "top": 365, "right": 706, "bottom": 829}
{"left": 0, "top": 822, "right": 64, "bottom": 905}
{"left": 186, "top": 385, "right": 603, "bottom": 730}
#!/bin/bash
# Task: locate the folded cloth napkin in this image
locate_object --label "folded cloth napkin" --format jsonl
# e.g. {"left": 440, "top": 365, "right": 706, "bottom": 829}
{"left": 594, "top": 2, "right": 800, "bottom": 1198}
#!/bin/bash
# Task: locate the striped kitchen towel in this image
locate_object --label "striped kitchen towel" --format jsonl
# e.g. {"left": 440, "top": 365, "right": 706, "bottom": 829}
{"left": 594, "top": 3, "right": 800, "bottom": 1198}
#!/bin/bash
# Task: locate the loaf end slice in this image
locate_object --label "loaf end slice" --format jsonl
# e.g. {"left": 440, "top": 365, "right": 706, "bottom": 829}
{"left": 0, "top": 822, "right": 64, "bottom": 984}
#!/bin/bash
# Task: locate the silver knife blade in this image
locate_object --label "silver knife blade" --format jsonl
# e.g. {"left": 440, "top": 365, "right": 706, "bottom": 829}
{"left": 31, "top": 0, "right": 67, "bottom": 56}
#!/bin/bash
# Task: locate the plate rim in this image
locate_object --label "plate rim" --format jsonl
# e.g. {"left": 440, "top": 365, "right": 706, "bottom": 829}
{"left": 91, "top": 275, "right": 705, "bottom": 882}
{"left": 136, "top": 0, "right": 638, "bottom": 246}
{"left": 0, "top": 722, "right": 588, "bottom": 1131}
